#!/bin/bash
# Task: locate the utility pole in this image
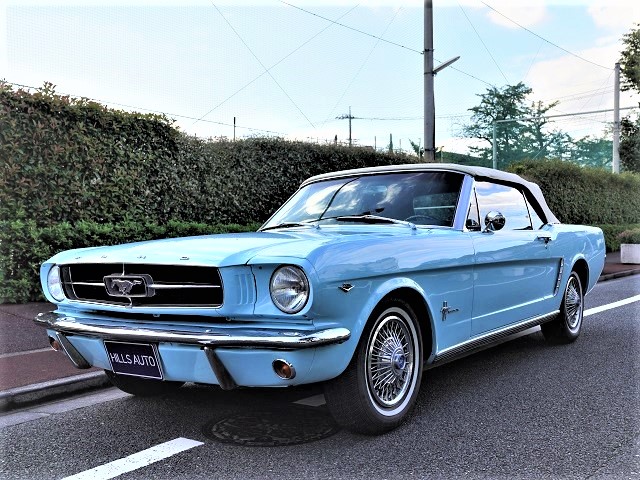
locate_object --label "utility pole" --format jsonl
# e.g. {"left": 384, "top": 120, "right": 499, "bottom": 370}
{"left": 424, "top": 0, "right": 435, "bottom": 162}
{"left": 424, "top": 1, "right": 459, "bottom": 163}
{"left": 336, "top": 106, "right": 354, "bottom": 147}
{"left": 613, "top": 62, "right": 621, "bottom": 173}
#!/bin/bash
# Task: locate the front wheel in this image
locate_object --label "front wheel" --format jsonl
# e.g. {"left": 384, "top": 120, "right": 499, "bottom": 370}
{"left": 324, "top": 298, "right": 423, "bottom": 435}
{"left": 541, "top": 271, "right": 584, "bottom": 344}
{"left": 105, "top": 370, "right": 184, "bottom": 396}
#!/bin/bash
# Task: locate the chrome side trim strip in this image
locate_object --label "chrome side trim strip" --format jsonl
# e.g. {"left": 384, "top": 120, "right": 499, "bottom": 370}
{"left": 433, "top": 310, "right": 559, "bottom": 364}
{"left": 35, "top": 312, "right": 351, "bottom": 350}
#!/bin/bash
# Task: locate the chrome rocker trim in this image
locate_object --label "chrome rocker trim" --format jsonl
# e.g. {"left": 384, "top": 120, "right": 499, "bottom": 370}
{"left": 35, "top": 312, "right": 351, "bottom": 350}
{"left": 432, "top": 310, "right": 559, "bottom": 365}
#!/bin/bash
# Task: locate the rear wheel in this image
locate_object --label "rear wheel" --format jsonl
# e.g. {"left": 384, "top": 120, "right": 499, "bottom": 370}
{"left": 541, "top": 271, "right": 584, "bottom": 344}
{"left": 105, "top": 370, "right": 184, "bottom": 396}
{"left": 324, "top": 298, "right": 423, "bottom": 435}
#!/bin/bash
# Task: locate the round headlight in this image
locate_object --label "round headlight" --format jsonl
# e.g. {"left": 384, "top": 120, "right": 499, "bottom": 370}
{"left": 269, "top": 266, "right": 309, "bottom": 314}
{"left": 47, "top": 265, "right": 65, "bottom": 302}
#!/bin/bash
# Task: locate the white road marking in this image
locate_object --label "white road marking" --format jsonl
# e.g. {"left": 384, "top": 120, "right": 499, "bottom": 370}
{"left": 0, "top": 348, "right": 52, "bottom": 359}
{"left": 584, "top": 294, "right": 640, "bottom": 317}
{"left": 62, "top": 437, "right": 204, "bottom": 480}
{"left": 0, "top": 390, "right": 129, "bottom": 429}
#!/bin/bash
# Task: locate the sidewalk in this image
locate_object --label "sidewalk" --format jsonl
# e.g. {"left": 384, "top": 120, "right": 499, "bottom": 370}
{"left": 1, "top": 255, "right": 638, "bottom": 412}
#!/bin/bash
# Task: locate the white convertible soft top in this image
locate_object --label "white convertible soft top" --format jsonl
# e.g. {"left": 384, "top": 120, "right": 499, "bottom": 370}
{"left": 301, "top": 163, "right": 560, "bottom": 224}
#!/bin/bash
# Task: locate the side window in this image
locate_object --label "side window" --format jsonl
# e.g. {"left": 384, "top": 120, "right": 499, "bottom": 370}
{"left": 475, "top": 181, "right": 533, "bottom": 231}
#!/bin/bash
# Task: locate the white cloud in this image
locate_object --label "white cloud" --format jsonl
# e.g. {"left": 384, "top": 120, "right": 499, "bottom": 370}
{"left": 526, "top": 40, "right": 640, "bottom": 137}
{"left": 587, "top": 0, "right": 640, "bottom": 31}
{"left": 482, "top": 0, "right": 549, "bottom": 29}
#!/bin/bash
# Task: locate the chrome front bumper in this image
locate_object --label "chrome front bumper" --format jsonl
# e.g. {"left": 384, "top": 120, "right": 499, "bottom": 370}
{"left": 34, "top": 311, "right": 351, "bottom": 350}
{"left": 35, "top": 311, "right": 352, "bottom": 390}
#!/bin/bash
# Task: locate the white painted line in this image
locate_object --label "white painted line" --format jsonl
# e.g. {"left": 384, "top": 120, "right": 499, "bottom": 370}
{"left": 0, "top": 348, "right": 52, "bottom": 359}
{"left": 294, "top": 394, "right": 326, "bottom": 407}
{"left": 584, "top": 294, "right": 640, "bottom": 317}
{"left": 0, "top": 390, "right": 129, "bottom": 429}
{"left": 62, "top": 437, "right": 204, "bottom": 480}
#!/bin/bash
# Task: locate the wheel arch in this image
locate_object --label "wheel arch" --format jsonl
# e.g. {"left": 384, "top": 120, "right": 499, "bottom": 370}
{"left": 571, "top": 257, "right": 589, "bottom": 293}
{"left": 378, "top": 287, "right": 435, "bottom": 363}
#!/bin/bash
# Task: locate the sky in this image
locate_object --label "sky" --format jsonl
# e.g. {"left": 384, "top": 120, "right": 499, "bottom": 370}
{"left": 1, "top": 0, "right": 639, "bottom": 155}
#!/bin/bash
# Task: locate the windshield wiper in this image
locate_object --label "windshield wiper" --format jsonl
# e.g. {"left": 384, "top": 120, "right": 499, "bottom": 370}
{"left": 335, "top": 215, "right": 416, "bottom": 229}
{"left": 259, "top": 221, "right": 318, "bottom": 232}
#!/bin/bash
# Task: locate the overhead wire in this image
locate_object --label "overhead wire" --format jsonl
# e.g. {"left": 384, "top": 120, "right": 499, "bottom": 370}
{"left": 193, "top": 3, "right": 360, "bottom": 125}
{"left": 3, "top": 81, "right": 286, "bottom": 136}
{"left": 210, "top": 2, "right": 317, "bottom": 130}
{"left": 321, "top": 7, "right": 403, "bottom": 129}
{"left": 282, "top": 1, "right": 497, "bottom": 88}
{"left": 480, "top": 1, "right": 612, "bottom": 71}
{"left": 458, "top": 2, "right": 509, "bottom": 84}
{"left": 280, "top": 1, "right": 422, "bottom": 54}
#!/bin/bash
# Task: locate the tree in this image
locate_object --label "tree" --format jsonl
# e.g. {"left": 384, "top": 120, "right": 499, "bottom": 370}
{"left": 570, "top": 135, "right": 613, "bottom": 169}
{"left": 620, "top": 25, "right": 640, "bottom": 93}
{"left": 408, "top": 139, "right": 423, "bottom": 160}
{"left": 620, "top": 114, "right": 640, "bottom": 172}
{"left": 462, "top": 82, "right": 558, "bottom": 167}
{"left": 619, "top": 25, "right": 640, "bottom": 172}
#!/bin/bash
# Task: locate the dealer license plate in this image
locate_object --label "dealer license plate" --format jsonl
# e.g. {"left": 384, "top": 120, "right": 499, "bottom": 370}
{"left": 104, "top": 341, "right": 163, "bottom": 380}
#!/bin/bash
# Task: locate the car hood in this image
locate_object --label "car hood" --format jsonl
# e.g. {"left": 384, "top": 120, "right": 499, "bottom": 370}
{"left": 47, "top": 225, "right": 432, "bottom": 267}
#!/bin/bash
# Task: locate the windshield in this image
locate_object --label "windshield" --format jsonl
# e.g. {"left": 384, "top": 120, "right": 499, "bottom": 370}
{"left": 261, "top": 171, "right": 464, "bottom": 229}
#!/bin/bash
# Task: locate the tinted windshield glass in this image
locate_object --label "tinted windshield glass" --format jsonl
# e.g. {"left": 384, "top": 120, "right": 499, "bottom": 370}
{"left": 262, "top": 171, "right": 464, "bottom": 228}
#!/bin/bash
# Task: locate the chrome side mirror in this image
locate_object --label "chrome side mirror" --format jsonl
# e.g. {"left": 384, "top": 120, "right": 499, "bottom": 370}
{"left": 484, "top": 211, "right": 505, "bottom": 232}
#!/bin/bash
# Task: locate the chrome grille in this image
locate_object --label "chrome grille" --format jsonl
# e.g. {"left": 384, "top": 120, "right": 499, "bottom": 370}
{"left": 60, "top": 263, "right": 223, "bottom": 307}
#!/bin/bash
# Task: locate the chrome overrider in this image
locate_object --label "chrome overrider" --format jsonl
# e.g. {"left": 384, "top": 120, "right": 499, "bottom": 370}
{"left": 35, "top": 311, "right": 351, "bottom": 390}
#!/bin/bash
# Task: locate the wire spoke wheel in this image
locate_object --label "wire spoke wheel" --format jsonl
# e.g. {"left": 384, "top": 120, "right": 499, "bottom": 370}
{"left": 541, "top": 270, "right": 584, "bottom": 344}
{"left": 564, "top": 276, "right": 583, "bottom": 330}
{"left": 366, "top": 315, "right": 414, "bottom": 408}
{"left": 323, "top": 299, "right": 423, "bottom": 434}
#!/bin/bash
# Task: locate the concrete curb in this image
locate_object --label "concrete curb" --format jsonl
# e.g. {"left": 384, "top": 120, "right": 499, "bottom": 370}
{"left": 0, "top": 371, "right": 111, "bottom": 412}
{"left": 598, "top": 270, "right": 640, "bottom": 282}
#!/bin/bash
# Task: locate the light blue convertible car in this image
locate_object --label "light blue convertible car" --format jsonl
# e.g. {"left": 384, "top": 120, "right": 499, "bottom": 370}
{"left": 36, "top": 164, "right": 605, "bottom": 434}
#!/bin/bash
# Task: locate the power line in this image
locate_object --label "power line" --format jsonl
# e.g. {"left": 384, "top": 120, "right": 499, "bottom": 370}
{"left": 210, "top": 2, "right": 316, "bottom": 130}
{"left": 194, "top": 3, "right": 360, "bottom": 125}
{"left": 280, "top": 1, "right": 423, "bottom": 54}
{"left": 321, "top": 7, "right": 403, "bottom": 129}
{"left": 282, "top": 1, "right": 497, "bottom": 88}
{"left": 3, "top": 81, "right": 286, "bottom": 136}
{"left": 480, "top": 1, "right": 611, "bottom": 71}
{"left": 446, "top": 65, "right": 495, "bottom": 87}
{"left": 458, "top": 3, "right": 509, "bottom": 84}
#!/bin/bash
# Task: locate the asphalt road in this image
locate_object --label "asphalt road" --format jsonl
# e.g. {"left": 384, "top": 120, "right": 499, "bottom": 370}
{"left": 1, "top": 276, "right": 638, "bottom": 480}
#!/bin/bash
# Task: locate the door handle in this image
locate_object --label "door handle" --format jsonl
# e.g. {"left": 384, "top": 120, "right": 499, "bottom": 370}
{"left": 536, "top": 235, "right": 552, "bottom": 244}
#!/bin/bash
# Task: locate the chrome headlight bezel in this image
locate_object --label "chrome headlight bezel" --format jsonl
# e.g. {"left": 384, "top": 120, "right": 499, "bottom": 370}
{"left": 269, "top": 265, "right": 310, "bottom": 314}
{"left": 47, "top": 265, "right": 66, "bottom": 302}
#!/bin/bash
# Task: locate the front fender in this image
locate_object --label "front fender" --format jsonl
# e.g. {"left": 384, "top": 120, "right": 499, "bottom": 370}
{"left": 309, "top": 277, "right": 432, "bottom": 382}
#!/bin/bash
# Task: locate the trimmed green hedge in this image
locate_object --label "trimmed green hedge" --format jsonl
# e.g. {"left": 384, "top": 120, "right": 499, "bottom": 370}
{"left": 0, "top": 220, "right": 260, "bottom": 303}
{"left": 617, "top": 227, "right": 640, "bottom": 245}
{"left": 596, "top": 224, "right": 640, "bottom": 252}
{"left": 509, "top": 160, "right": 640, "bottom": 225}
{"left": 1, "top": 83, "right": 413, "bottom": 227}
